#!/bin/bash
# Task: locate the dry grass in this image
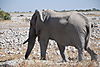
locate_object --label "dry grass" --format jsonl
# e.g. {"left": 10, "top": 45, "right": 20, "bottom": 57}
{"left": 0, "top": 54, "right": 23, "bottom": 62}
{"left": 7, "top": 60, "right": 99, "bottom": 67}
{"left": 0, "top": 20, "right": 12, "bottom": 23}
{"left": 86, "top": 14, "right": 100, "bottom": 16}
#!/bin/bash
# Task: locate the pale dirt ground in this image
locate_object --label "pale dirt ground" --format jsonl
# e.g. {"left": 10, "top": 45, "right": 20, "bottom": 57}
{"left": 0, "top": 11, "right": 100, "bottom": 67}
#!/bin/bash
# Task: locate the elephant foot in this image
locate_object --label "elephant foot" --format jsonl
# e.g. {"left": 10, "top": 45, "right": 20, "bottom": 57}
{"left": 77, "top": 56, "right": 85, "bottom": 62}
{"left": 77, "top": 57, "right": 84, "bottom": 62}
{"left": 40, "top": 57, "right": 46, "bottom": 60}
{"left": 62, "top": 59, "right": 67, "bottom": 62}
{"left": 91, "top": 54, "right": 97, "bottom": 61}
{"left": 57, "top": 59, "right": 67, "bottom": 63}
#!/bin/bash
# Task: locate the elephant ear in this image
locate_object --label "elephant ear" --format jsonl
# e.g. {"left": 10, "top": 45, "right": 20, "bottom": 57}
{"left": 35, "top": 10, "right": 49, "bottom": 22}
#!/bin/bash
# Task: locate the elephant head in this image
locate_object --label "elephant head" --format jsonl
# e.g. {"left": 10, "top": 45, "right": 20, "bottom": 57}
{"left": 23, "top": 10, "right": 48, "bottom": 59}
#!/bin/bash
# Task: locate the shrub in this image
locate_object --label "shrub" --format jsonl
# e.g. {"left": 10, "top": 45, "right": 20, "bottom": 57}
{"left": 0, "top": 10, "right": 11, "bottom": 20}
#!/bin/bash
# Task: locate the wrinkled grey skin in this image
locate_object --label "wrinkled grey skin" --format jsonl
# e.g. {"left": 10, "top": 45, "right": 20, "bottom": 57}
{"left": 23, "top": 9, "right": 97, "bottom": 62}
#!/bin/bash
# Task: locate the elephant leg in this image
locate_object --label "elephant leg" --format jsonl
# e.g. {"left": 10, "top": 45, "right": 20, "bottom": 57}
{"left": 77, "top": 35, "right": 85, "bottom": 61}
{"left": 77, "top": 48, "right": 84, "bottom": 61}
{"left": 85, "top": 47, "right": 97, "bottom": 61}
{"left": 39, "top": 36, "right": 49, "bottom": 60}
{"left": 58, "top": 44, "right": 67, "bottom": 62}
{"left": 25, "top": 41, "right": 35, "bottom": 59}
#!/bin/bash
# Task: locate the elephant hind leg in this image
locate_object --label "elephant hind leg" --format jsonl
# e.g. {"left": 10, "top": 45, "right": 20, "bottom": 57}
{"left": 57, "top": 44, "right": 67, "bottom": 62}
{"left": 85, "top": 47, "right": 97, "bottom": 61}
{"left": 76, "top": 36, "right": 85, "bottom": 61}
{"left": 77, "top": 47, "right": 84, "bottom": 61}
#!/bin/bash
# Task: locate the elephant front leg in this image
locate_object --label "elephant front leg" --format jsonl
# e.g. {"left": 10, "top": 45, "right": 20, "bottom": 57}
{"left": 39, "top": 37, "right": 49, "bottom": 60}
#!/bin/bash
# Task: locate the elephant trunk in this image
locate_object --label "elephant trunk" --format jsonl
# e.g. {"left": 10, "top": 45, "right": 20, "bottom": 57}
{"left": 24, "top": 27, "right": 37, "bottom": 59}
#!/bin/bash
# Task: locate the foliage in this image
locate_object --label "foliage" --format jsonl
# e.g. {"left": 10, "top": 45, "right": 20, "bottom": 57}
{"left": 75, "top": 8, "right": 100, "bottom": 12}
{"left": 0, "top": 9, "right": 11, "bottom": 20}
{"left": 58, "top": 8, "right": 100, "bottom": 12}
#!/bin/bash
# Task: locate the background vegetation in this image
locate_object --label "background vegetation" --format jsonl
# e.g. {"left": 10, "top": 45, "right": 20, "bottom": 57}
{"left": 0, "top": 9, "right": 11, "bottom": 20}
{"left": 55, "top": 8, "right": 100, "bottom": 12}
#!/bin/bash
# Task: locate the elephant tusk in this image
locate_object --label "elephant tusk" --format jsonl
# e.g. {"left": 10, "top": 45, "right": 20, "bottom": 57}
{"left": 23, "top": 38, "right": 29, "bottom": 44}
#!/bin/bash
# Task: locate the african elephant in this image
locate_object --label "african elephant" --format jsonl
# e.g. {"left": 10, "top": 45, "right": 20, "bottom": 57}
{"left": 23, "top": 9, "right": 97, "bottom": 62}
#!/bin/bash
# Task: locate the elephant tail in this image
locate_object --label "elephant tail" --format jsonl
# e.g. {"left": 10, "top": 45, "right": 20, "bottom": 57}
{"left": 84, "top": 23, "right": 91, "bottom": 50}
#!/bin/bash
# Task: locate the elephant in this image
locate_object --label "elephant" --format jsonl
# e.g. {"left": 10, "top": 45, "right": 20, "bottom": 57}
{"left": 23, "top": 9, "right": 97, "bottom": 62}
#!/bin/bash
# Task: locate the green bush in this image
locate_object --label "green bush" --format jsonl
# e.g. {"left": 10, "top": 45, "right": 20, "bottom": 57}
{"left": 0, "top": 10, "right": 11, "bottom": 20}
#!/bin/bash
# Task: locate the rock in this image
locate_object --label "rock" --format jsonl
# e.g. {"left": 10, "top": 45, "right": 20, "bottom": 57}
{"left": 7, "top": 50, "right": 16, "bottom": 54}
{"left": 56, "top": 50, "right": 60, "bottom": 55}
{"left": 88, "top": 61, "right": 99, "bottom": 67}
{"left": 0, "top": 54, "right": 5, "bottom": 57}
